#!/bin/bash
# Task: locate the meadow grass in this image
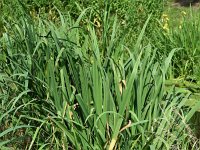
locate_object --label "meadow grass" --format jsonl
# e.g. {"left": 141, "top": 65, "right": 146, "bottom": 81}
{"left": 154, "top": 3, "right": 200, "bottom": 79}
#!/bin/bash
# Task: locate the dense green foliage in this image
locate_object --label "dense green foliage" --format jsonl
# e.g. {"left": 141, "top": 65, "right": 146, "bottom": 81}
{"left": 155, "top": 9, "right": 200, "bottom": 79}
{"left": 1, "top": 0, "right": 200, "bottom": 149}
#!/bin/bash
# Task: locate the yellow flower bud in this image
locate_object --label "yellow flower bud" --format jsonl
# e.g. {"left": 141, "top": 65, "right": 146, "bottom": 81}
{"left": 181, "top": 11, "right": 186, "bottom": 15}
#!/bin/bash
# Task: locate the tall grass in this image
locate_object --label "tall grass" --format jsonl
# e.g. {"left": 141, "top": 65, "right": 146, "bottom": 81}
{"left": 154, "top": 8, "right": 200, "bottom": 79}
{"left": 0, "top": 6, "right": 200, "bottom": 149}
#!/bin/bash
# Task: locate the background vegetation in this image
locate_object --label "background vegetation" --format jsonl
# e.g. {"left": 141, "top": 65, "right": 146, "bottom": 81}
{"left": 1, "top": 0, "right": 200, "bottom": 149}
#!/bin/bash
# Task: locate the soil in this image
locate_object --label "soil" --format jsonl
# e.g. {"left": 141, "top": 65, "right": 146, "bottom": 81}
{"left": 174, "top": 0, "right": 200, "bottom": 7}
